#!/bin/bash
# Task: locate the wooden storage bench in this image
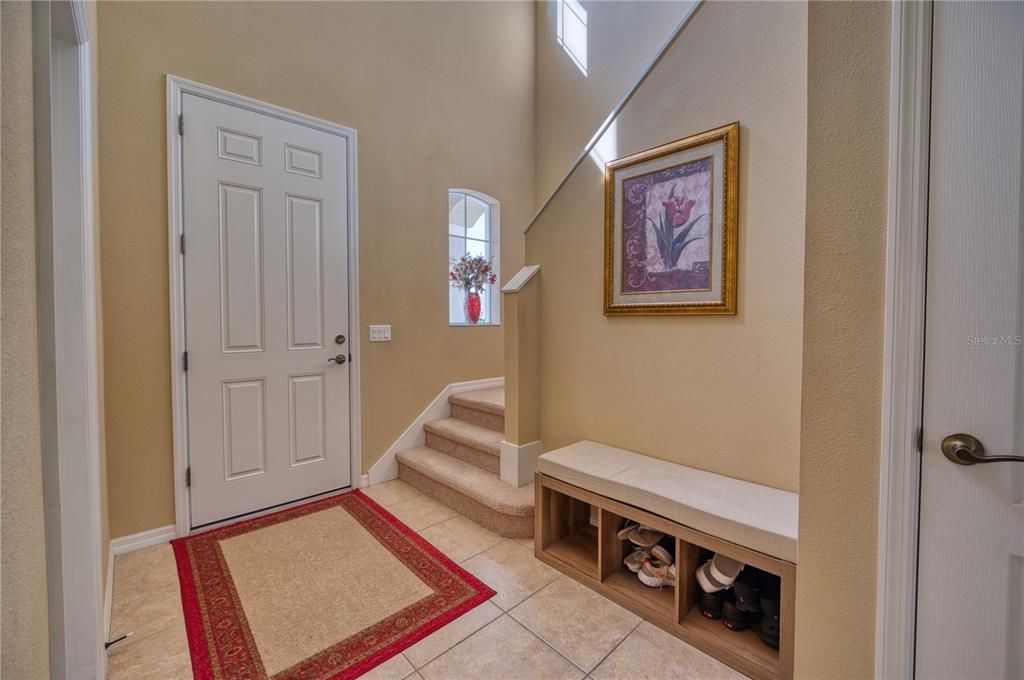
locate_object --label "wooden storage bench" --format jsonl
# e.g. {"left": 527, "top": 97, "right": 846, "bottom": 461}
{"left": 535, "top": 441, "right": 798, "bottom": 680}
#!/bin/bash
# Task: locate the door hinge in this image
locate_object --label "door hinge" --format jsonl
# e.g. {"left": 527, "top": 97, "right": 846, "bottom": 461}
{"left": 182, "top": 351, "right": 189, "bottom": 372}
{"left": 179, "top": 233, "right": 186, "bottom": 255}
{"left": 915, "top": 426, "right": 923, "bottom": 453}
{"left": 186, "top": 466, "right": 191, "bottom": 488}
{"left": 178, "top": 113, "right": 184, "bottom": 136}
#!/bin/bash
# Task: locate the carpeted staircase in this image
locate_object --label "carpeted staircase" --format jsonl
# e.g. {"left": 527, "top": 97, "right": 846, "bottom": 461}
{"left": 396, "top": 387, "right": 534, "bottom": 538}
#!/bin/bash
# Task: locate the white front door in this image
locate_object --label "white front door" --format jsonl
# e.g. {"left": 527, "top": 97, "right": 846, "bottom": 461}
{"left": 916, "top": 3, "right": 1024, "bottom": 678}
{"left": 182, "top": 93, "right": 352, "bottom": 527}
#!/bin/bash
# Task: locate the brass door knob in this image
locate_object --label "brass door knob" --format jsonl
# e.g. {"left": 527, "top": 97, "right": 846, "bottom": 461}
{"left": 941, "top": 433, "right": 1024, "bottom": 465}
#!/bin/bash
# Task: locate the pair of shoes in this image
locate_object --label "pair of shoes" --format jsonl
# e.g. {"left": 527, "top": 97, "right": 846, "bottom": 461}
{"left": 637, "top": 545, "right": 676, "bottom": 588}
{"left": 616, "top": 521, "right": 663, "bottom": 548}
{"left": 623, "top": 547, "right": 648, "bottom": 573}
{"left": 638, "top": 556, "right": 676, "bottom": 588}
{"left": 723, "top": 589, "right": 780, "bottom": 649}
{"left": 622, "top": 528, "right": 672, "bottom": 570}
{"left": 697, "top": 553, "right": 745, "bottom": 619}
{"left": 722, "top": 581, "right": 760, "bottom": 630}
{"left": 716, "top": 575, "right": 781, "bottom": 650}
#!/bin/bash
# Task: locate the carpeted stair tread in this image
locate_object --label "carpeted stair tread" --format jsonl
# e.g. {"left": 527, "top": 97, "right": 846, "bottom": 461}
{"left": 396, "top": 447, "right": 534, "bottom": 518}
{"left": 448, "top": 387, "right": 505, "bottom": 416}
{"left": 423, "top": 417, "right": 502, "bottom": 457}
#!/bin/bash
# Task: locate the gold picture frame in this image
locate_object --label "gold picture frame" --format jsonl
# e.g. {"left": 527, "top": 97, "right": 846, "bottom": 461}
{"left": 604, "top": 122, "right": 739, "bottom": 315}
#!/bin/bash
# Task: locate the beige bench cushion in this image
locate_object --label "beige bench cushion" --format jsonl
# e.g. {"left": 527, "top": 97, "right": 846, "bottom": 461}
{"left": 537, "top": 441, "right": 798, "bottom": 563}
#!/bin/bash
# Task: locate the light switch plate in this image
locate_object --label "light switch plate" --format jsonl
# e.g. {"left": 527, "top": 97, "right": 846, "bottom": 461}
{"left": 369, "top": 325, "right": 392, "bottom": 342}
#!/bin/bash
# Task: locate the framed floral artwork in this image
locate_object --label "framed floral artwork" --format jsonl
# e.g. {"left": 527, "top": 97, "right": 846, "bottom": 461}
{"left": 604, "top": 122, "right": 739, "bottom": 315}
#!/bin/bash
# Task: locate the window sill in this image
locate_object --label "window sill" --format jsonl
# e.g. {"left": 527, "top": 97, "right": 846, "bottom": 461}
{"left": 449, "top": 322, "right": 501, "bottom": 328}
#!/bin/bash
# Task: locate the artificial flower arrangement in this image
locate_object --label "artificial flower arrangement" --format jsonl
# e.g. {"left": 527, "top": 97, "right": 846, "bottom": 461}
{"left": 449, "top": 254, "right": 497, "bottom": 324}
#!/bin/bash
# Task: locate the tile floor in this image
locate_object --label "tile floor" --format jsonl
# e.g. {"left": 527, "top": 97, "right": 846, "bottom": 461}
{"left": 107, "top": 480, "right": 747, "bottom": 679}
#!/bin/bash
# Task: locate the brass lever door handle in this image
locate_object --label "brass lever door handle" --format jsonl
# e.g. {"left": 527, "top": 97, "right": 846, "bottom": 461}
{"left": 327, "top": 354, "right": 346, "bottom": 365}
{"left": 941, "top": 433, "right": 1024, "bottom": 465}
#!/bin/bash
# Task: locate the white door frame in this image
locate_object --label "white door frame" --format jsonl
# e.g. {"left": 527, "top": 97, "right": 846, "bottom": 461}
{"left": 875, "top": 2, "right": 932, "bottom": 678}
{"left": 166, "top": 76, "right": 361, "bottom": 536}
{"left": 32, "top": 0, "right": 106, "bottom": 676}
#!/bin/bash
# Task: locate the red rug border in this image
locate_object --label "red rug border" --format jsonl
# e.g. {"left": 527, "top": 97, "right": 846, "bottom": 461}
{"left": 172, "top": 489, "right": 497, "bottom": 680}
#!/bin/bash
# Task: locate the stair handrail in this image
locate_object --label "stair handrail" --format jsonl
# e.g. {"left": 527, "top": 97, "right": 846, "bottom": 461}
{"left": 524, "top": 0, "right": 704, "bottom": 234}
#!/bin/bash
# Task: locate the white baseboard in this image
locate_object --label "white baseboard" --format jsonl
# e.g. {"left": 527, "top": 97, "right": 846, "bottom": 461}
{"left": 359, "top": 474, "right": 369, "bottom": 488}
{"left": 368, "top": 377, "right": 504, "bottom": 485}
{"left": 500, "top": 440, "right": 544, "bottom": 488}
{"left": 104, "top": 544, "right": 114, "bottom": 640}
{"left": 110, "top": 524, "right": 177, "bottom": 557}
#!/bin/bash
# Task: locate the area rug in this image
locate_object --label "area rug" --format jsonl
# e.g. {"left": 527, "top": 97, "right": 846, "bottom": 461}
{"left": 172, "top": 489, "right": 495, "bottom": 680}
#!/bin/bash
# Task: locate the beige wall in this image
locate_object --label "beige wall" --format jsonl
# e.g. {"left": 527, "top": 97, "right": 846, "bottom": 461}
{"left": 526, "top": 1, "right": 807, "bottom": 493}
{"left": 534, "top": 0, "right": 694, "bottom": 206}
{"left": 98, "top": 1, "right": 534, "bottom": 538}
{"left": 0, "top": 2, "right": 52, "bottom": 676}
{"left": 794, "top": 2, "right": 890, "bottom": 676}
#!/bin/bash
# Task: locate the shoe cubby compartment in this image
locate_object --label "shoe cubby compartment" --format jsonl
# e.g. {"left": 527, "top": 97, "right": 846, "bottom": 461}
{"left": 537, "top": 482, "right": 598, "bottom": 578}
{"left": 535, "top": 473, "right": 795, "bottom": 680}
{"left": 597, "top": 508, "right": 699, "bottom": 621}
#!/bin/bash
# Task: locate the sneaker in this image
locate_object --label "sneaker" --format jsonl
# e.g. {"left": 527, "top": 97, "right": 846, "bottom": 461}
{"left": 722, "top": 599, "right": 757, "bottom": 631}
{"left": 700, "top": 589, "right": 726, "bottom": 619}
{"left": 638, "top": 558, "right": 676, "bottom": 588}
{"left": 732, "top": 581, "right": 762, "bottom": 614}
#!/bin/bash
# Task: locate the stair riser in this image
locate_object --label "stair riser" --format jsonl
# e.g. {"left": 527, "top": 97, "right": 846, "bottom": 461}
{"left": 450, "top": 403, "right": 504, "bottom": 433}
{"left": 425, "top": 432, "right": 499, "bottom": 474}
{"left": 398, "top": 463, "right": 534, "bottom": 539}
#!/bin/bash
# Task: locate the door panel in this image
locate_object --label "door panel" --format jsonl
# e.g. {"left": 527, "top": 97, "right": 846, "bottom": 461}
{"left": 286, "top": 194, "right": 324, "bottom": 349}
{"left": 222, "top": 379, "right": 267, "bottom": 479}
{"left": 219, "top": 183, "right": 265, "bottom": 353}
{"left": 183, "top": 93, "right": 351, "bottom": 527}
{"left": 917, "top": 3, "right": 1024, "bottom": 678}
{"left": 289, "top": 374, "right": 327, "bottom": 466}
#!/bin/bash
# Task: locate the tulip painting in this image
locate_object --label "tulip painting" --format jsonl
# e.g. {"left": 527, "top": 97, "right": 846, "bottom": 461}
{"left": 649, "top": 183, "right": 706, "bottom": 272}
{"left": 604, "top": 122, "right": 739, "bottom": 315}
{"left": 620, "top": 156, "right": 712, "bottom": 293}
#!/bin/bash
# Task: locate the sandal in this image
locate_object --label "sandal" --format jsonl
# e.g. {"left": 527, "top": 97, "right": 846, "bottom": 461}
{"left": 616, "top": 522, "right": 664, "bottom": 548}
{"left": 696, "top": 553, "right": 744, "bottom": 593}
{"left": 638, "top": 558, "right": 676, "bottom": 588}
{"left": 623, "top": 548, "right": 649, "bottom": 573}
{"left": 651, "top": 544, "right": 674, "bottom": 565}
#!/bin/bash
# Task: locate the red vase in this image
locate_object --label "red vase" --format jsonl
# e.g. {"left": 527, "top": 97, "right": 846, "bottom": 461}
{"left": 464, "top": 291, "right": 482, "bottom": 324}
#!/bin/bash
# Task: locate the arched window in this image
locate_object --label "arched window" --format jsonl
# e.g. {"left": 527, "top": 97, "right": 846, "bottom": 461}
{"left": 448, "top": 189, "right": 500, "bottom": 325}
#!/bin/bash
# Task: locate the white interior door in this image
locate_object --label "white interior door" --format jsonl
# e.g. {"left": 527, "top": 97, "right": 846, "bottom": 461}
{"left": 917, "top": 3, "right": 1024, "bottom": 678}
{"left": 182, "top": 93, "right": 352, "bottom": 527}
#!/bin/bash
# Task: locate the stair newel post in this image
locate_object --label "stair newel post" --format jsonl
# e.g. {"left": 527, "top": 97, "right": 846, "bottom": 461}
{"left": 500, "top": 265, "right": 543, "bottom": 487}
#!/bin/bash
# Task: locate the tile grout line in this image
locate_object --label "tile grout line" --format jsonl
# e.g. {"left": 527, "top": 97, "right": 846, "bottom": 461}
{"left": 504, "top": 612, "right": 593, "bottom": 676}
{"left": 505, "top": 576, "right": 643, "bottom": 677}
{"left": 414, "top": 610, "right": 513, "bottom": 676}
{"left": 452, "top": 536, "right": 505, "bottom": 566}
{"left": 587, "top": 618, "right": 645, "bottom": 677}
{"left": 401, "top": 603, "right": 503, "bottom": 671}
{"left": 505, "top": 574, "right": 563, "bottom": 617}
